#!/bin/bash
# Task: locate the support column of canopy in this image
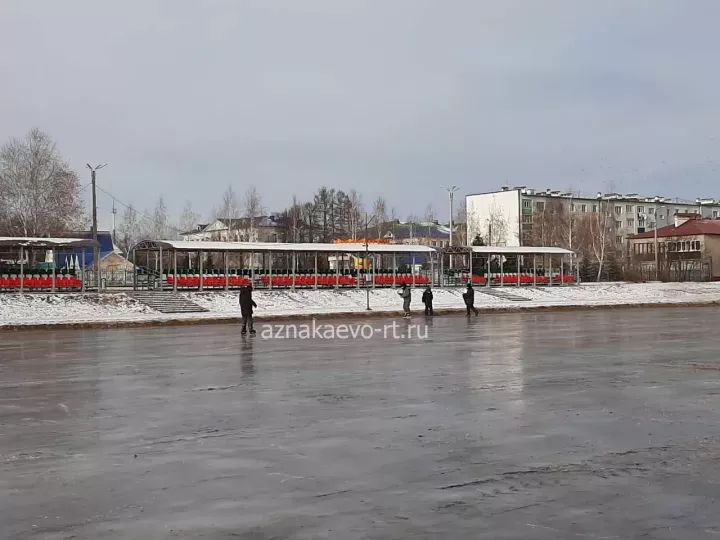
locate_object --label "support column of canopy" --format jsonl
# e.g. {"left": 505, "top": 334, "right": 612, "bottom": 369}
{"left": 174, "top": 250, "right": 178, "bottom": 292}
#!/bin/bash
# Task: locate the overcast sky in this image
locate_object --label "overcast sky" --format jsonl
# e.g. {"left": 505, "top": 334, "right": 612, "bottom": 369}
{"left": 2, "top": 0, "right": 720, "bottom": 229}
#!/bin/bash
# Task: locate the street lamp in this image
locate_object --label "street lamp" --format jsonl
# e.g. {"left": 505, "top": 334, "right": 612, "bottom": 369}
{"left": 653, "top": 196, "right": 665, "bottom": 281}
{"left": 442, "top": 185, "right": 459, "bottom": 269}
{"left": 87, "top": 163, "right": 107, "bottom": 292}
{"left": 364, "top": 212, "right": 379, "bottom": 310}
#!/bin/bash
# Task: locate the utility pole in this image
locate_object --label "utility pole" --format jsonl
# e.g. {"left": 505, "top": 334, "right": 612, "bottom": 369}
{"left": 111, "top": 199, "right": 117, "bottom": 247}
{"left": 87, "top": 163, "right": 107, "bottom": 292}
{"left": 366, "top": 213, "right": 370, "bottom": 310}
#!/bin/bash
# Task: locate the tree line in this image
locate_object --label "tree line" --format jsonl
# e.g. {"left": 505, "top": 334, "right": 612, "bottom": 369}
{"left": 1, "top": 129, "right": 452, "bottom": 254}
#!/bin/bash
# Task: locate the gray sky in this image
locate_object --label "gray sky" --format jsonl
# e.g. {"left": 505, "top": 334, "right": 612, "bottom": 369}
{"left": 2, "top": 0, "right": 720, "bottom": 229}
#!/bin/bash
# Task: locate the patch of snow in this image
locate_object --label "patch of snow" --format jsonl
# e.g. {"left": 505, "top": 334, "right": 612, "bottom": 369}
{"left": 2, "top": 283, "right": 720, "bottom": 327}
{"left": 0, "top": 293, "right": 153, "bottom": 323}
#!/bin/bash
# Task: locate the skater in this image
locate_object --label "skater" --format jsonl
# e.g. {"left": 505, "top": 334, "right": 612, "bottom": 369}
{"left": 463, "top": 283, "right": 479, "bottom": 316}
{"left": 398, "top": 283, "right": 411, "bottom": 317}
{"left": 239, "top": 284, "right": 257, "bottom": 333}
{"left": 421, "top": 286, "right": 434, "bottom": 315}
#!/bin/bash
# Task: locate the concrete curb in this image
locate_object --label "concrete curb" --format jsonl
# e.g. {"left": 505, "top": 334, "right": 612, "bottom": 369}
{"left": 1, "top": 299, "right": 719, "bottom": 332}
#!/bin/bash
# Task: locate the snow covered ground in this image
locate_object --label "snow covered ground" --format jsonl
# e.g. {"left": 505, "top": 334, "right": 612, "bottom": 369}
{"left": 2, "top": 283, "right": 720, "bottom": 328}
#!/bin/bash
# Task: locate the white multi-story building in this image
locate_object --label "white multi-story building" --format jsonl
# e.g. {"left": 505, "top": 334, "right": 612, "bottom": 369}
{"left": 466, "top": 187, "right": 720, "bottom": 247}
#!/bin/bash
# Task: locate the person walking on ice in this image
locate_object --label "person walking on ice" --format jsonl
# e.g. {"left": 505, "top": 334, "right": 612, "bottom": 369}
{"left": 398, "top": 283, "right": 411, "bottom": 318}
{"left": 421, "top": 286, "right": 434, "bottom": 316}
{"left": 463, "top": 283, "right": 479, "bottom": 316}
{"left": 239, "top": 284, "right": 257, "bottom": 334}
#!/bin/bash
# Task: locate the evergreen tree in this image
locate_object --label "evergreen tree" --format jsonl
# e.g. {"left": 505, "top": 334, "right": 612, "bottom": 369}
{"left": 605, "top": 249, "right": 623, "bottom": 281}
{"left": 579, "top": 252, "right": 595, "bottom": 282}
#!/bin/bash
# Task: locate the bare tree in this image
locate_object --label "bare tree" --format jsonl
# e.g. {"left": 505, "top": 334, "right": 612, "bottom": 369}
{"left": 372, "top": 196, "right": 388, "bottom": 239}
{"left": 179, "top": 200, "right": 199, "bottom": 234}
{"left": 117, "top": 204, "right": 140, "bottom": 255}
{"left": 526, "top": 199, "right": 569, "bottom": 247}
{"left": 241, "top": 185, "right": 264, "bottom": 240}
{"left": 312, "top": 187, "right": 335, "bottom": 242}
{"left": 284, "top": 194, "right": 304, "bottom": 242}
{"left": 453, "top": 199, "right": 467, "bottom": 246}
{"left": 212, "top": 186, "right": 239, "bottom": 240}
{"left": 301, "top": 201, "right": 317, "bottom": 242}
{"left": 151, "top": 196, "right": 169, "bottom": 240}
{"left": 0, "top": 128, "right": 86, "bottom": 236}
{"left": 347, "top": 189, "right": 363, "bottom": 240}
{"left": 576, "top": 200, "right": 615, "bottom": 280}
{"left": 424, "top": 203, "right": 435, "bottom": 242}
{"left": 486, "top": 202, "right": 509, "bottom": 245}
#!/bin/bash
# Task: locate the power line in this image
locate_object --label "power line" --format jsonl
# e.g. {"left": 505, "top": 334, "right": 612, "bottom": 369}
{"left": 94, "top": 184, "right": 187, "bottom": 235}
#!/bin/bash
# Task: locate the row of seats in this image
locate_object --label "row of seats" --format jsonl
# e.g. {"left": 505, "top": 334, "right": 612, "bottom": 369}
{"left": 167, "top": 276, "right": 251, "bottom": 288}
{"left": 460, "top": 273, "right": 577, "bottom": 284}
{"left": 0, "top": 275, "right": 82, "bottom": 290}
{"left": 372, "top": 274, "right": 430, "bottom": 285}
{"left": 163, "top": 274, "right": 432, "bottom": 288}
{"left": 261, "top": 275, "right": 358, "bottom": 287}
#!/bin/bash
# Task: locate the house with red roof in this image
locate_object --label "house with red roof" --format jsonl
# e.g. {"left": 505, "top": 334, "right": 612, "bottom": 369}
{"left": 628, "top": 213, "right": 720, "bottom": 280}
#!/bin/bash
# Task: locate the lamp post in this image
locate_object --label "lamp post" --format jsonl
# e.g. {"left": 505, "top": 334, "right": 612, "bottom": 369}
{"left": 443, "top": 185, "right": 459, "bottom": 269}
{"left": 654, "top": 199, "right": 665, "bottom": 281}
{"left": 364, "top": 212, "right": 379, "bottom": 310}
{"left": 87, "top": 163, "right": 107, "bottom": 292}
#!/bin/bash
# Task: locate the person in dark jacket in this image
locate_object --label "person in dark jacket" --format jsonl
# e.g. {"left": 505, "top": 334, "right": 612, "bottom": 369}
{"left": 463, "top": 283, "right": 479, "bottom": 316}
{"left": 421, "top": 286, "right": 434, "bottom": 315}
{"left": 239, "top": 285, "right": 257, "bottom": 334}
{"left": 398, "top": 283, "right": 411, "bottom": 317}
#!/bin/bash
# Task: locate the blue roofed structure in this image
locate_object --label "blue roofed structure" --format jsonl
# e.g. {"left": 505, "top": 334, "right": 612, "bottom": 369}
{"left": 56, "top": 231, "right": 115, "bottom": 268}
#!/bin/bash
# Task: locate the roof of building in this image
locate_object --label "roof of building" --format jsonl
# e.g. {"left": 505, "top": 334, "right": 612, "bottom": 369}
{"left": 628, "top": 214, "right": 720, "bottom": 240}
{"left": 384, "top": 222, "right": 450, "bottom": 240}
{"left": 470, "top": 246, "right": 576, "bottom": 255}
{"left": 630, "top": 218, "right": 720, "bottom": 239}
{"left": 0, "top": 237, "right": 101, "bottom": 248}
{"left": 133, "top": 240, "right": 436, "bottom": 253}
{"left": 466, "top": 187, "right": 717, "bottom": 206}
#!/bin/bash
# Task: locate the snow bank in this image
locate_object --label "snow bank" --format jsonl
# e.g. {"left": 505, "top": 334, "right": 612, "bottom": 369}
{"left": 0, "top": 293, "right": 153, "bottom": 323}
{"left": 2, "top": 283, "right": 720, "bottom": 328}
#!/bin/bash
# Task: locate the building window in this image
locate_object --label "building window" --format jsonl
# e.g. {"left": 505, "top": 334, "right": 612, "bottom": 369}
{"left": 615, "top": 206, "right": 622, "bottom": 214}
{"left": 668, "top": 242, "right": 677, "bottom": 252}
{"left": 535, "top": 201, "right": 545, "bottom": 211}
{"left": 714, "top": 210, "right": 719, "bottom": 218}
{"left": 626, "top": 205, "right": 633, "bottom": 213}
{"left": 570, "top": 203, "right": 576, "bottom": 212}
{"left": 638, "top": 219, "right": 645, "bottom": 228}
{"left": 614, "top": 220, "right": 621, "bottom": 229}
{"left": 592, "top": 204, "right": 598, "bottom": 212}
{"left": 581, "top": 204, "right": 587, "bottom": 212}
{"left": 626, "top": 218, "right": 635, "bottom": 228}
{"left": 616, "top": 235, "right": 624, "bottom": 244}
{"left": 637, "top": 206, "right": 645, "bottom": 214}
{"left": 649, "top": 208, "right": 655, "bottom": 215}
{"left": 691, "top": 240, "right": 701, "bottom": 251}
{"left": 522, "top": 199, "right": 531, "bottom": 208}
{"left": 522, "top": 215, "right": 532, "bottom": 224}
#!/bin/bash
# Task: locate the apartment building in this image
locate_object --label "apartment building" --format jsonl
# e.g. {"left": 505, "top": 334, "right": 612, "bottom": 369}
{"left": 466, "top": 187, "right": 720, "bottom": 247}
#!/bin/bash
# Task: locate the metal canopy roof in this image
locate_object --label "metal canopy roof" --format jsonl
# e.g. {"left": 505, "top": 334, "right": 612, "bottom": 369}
{"left": 0, "top": 237, "right": 101, "bottom": 249}
{"left": 134, "top": 240, "right": 436, "bottom": 253}
{"left": 470, "top": 246, "right": 576, "bottom": 255}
